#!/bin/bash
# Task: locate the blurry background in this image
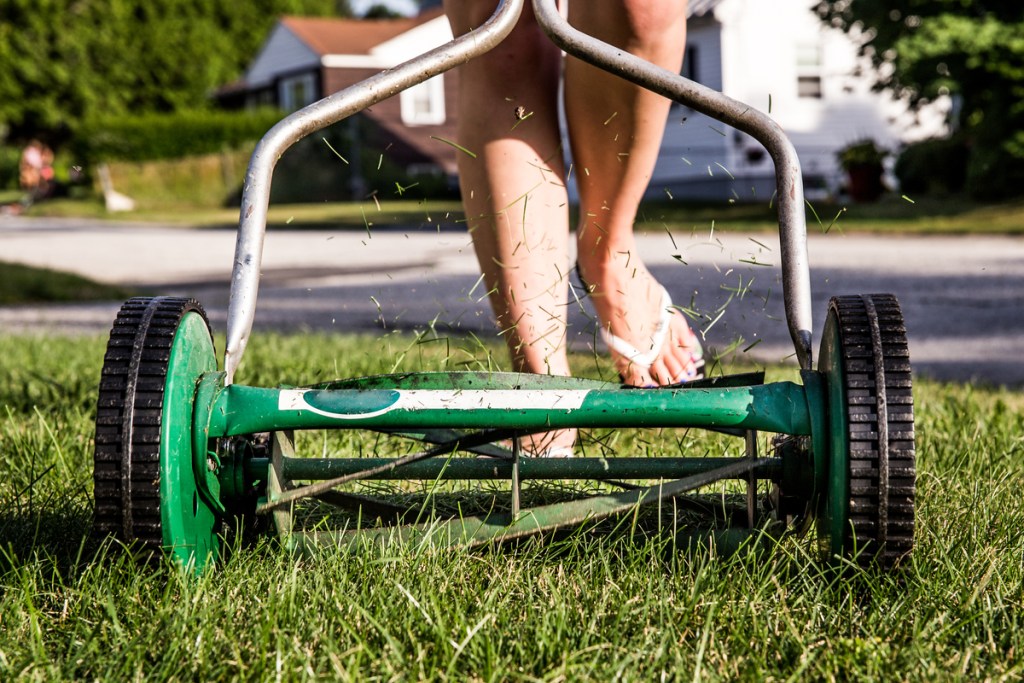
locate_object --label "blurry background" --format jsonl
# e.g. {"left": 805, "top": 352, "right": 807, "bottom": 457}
{"left": 2, "top": 0, "right": 1021, "bottom": 210}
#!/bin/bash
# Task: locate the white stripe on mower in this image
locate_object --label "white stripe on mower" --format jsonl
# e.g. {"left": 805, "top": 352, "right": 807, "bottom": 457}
{"left": 278, "top": 389, "right": 591, "bottom": 420}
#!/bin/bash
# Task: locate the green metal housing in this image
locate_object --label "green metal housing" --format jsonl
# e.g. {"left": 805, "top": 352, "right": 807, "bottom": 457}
{"left": 159, "top": 311, "right": 221, "bottom": 571}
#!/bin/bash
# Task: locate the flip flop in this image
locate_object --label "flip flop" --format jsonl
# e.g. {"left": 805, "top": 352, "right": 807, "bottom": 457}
{"left": 599, "top": 285, "right": 705, "bottom": 385}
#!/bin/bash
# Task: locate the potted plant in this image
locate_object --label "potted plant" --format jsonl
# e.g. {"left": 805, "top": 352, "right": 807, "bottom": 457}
{"left": 839, "top": 139, "right": 887, "bottom": 202}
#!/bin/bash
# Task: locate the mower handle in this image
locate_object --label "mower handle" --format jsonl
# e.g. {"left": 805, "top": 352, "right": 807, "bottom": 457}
{"left": 225, "top": 0, "right": 814, "bottom": 383}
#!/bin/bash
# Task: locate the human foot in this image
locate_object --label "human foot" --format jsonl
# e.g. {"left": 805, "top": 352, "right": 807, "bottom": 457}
{"left": 600, "top": 284, "right": 704, "bottom": 385}
{"left": 578, "top": 262, "right": 704, "bottom": 386}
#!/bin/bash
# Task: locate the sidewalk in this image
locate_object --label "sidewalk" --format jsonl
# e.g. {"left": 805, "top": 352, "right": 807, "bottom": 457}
{"left": 0, "top": 216, "right": 481, "bottom": 286}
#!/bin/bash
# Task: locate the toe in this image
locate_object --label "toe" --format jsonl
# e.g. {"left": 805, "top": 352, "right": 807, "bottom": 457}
{"left": 659, "top": 350, "right": 686, "bottom": 385}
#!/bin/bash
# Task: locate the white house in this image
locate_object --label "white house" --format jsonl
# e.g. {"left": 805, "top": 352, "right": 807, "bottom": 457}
{"left": 656, "top": 0, "right": 948, "bottom": 200}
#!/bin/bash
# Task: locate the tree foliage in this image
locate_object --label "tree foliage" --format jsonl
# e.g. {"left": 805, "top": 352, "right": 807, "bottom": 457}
{"left": 0, "top": 0, "right": 350, "bottom": 144}
{"left": 816, "top": 1, "right": 1024, "bottom": 198}
{"left": 363, "top": 4, "right": 403, "bottom": 19}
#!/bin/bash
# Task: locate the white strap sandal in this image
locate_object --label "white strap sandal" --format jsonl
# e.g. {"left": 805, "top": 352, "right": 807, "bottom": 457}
{"left": 599, "top": 286, "right": 705, "bottom": 384}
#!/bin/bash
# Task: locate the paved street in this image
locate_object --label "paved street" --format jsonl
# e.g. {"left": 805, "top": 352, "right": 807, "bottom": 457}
{"left": 2, "top": 215, "right": 1022, "bottom": 386}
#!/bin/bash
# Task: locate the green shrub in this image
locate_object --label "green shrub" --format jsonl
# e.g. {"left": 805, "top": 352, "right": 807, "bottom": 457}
{"left": 103, "top": 149, "right": 252, "bottom": 209}
{"left": 76, "top": 108, "right": 284, "bottom": 163}
{"left": 838, "top": 139, "right": 887, "bottom": 170}
{"left": 0, "top": 145, "right": 21, "bottom": 190}
{"left": 838, "top": 139, "right": 888, "bottom": 202}
{"left": 268, "top": 117, "right": 458, "bottom": 205}
{"left": 268, "top": 122, "right": 356, "bottom": 204}
{"left": 895, "top": 136, "right": 969, "bottom": 196}
{"left": 965, "top": 142, "right": 1024, "bottom": 201}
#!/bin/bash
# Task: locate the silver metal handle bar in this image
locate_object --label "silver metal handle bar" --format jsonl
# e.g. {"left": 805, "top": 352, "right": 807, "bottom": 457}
{"left": 532, "top": 0, "right": 813, "bottom": 370}
{"left": 224, "top": 0, "right": 526, "bottom": 384}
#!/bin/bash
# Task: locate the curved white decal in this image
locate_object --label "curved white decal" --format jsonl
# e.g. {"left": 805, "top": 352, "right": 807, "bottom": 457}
{"left": 278, "top": 389, "right": 590, "bottom": 420}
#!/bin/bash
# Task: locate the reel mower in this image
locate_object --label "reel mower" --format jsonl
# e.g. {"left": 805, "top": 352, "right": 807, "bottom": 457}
{"left": 92, "top": 0, "right": 914, "bottom": 573}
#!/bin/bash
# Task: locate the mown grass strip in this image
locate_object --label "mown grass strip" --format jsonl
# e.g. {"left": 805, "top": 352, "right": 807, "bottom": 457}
{"left": 23, "top": 196, "right": 1024, "bottom": 235}
{"left": 0, "top": 261, "right": 134, "bottom": 305}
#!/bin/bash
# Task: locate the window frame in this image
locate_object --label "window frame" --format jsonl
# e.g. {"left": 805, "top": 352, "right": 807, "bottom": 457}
{"left": 400, "top": 75, "right": 446, "bottom": 126}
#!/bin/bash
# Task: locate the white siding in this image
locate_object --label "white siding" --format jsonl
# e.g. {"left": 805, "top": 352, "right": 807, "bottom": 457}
{"left": 650, "top": 19, "right": 734, "bottom": 199}
{"left": 371, "top": 16, "right": 453, "bottom": 64}
{"left": 651, "top": 0, "right": 948, "bottom": 199}
{"left": 245, "top": 25, "right": 320, "bottom": 89}
{"left": 719, "top": 0, "right": 902, "bottom": 191}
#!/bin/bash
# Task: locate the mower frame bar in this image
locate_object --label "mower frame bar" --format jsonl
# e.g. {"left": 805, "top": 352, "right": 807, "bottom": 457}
{"left": 267, "top": 455, "right": 783, "bottom": 482}
{"left": 205, "top": 382, "right": 814, "bottom": 437}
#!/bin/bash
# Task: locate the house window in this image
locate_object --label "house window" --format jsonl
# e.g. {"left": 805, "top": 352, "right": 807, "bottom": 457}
{"left": 682, "top": 45, "right": 699, "bottom": 83}
{"left": 279, "top": 72, "right": 317, "bottom": 111}
{"left": 796, "top": 44, "right": 823, "bottom": 99}
{"left": 400, "top": 75, "right": 446, "bottom": 126}
{"left": 671, "top": 46, "right": 699, "bottom": 110}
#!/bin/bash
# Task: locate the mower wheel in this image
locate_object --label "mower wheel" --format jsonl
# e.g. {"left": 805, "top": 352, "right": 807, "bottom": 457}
{"left": 817, "top": 294, "right": 916, "bottom": 568}
{"left": 93, "top": 297, "right": 220, "bottom": 571}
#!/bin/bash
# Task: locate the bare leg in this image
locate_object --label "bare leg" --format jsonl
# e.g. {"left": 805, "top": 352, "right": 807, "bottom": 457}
{"left": 567, "top": 0, "right": 701, "bottom": 386}
{"left": 446, "top": 1, "right": 575, "bottom": 454}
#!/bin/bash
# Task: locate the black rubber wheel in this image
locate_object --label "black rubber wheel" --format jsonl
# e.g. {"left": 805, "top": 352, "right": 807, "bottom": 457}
{"left": 93, "top": 297, "right": 219, "bottom": 566}
{"left": 818, "top": 294, "right": 916, "bottom": 568}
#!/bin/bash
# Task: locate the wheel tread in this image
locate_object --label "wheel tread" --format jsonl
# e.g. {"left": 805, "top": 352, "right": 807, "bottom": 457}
{"left": 91, "top": 297, "right": 212, "bottom": 556}
{"left": 828, "top": 294, "right": 916, "bottom": 569}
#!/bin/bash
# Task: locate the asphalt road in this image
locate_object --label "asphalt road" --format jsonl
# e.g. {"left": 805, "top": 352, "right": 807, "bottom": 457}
{"left": 2, "top": 215, "right": 1022, "bottom": 387}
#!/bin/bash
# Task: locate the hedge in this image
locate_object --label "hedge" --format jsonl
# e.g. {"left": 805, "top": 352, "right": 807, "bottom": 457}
{"left": 895, "top": 136, "right": 969, "bottom": 196}
{"left": 0, "top": 145, "right": 20, "bottom": 190}
{"left": 76, "top": 108, "right": 285, "bottom": 163}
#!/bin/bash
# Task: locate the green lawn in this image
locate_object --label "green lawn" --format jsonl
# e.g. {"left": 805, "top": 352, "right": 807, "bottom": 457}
{"left": 634, "top": 195, "right": 1024, "bottom": 235}
{"left": 22, "top": 196, "right": 467, "bottom": 233}
{"left": 21, "top": 193, "right": 1024, "bottom": 235}
{"left": 1, "top": 331, "right": 1021, "bottom": 680}
{"left": 0, "top": 189, "right": 23, "bottom": 205}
